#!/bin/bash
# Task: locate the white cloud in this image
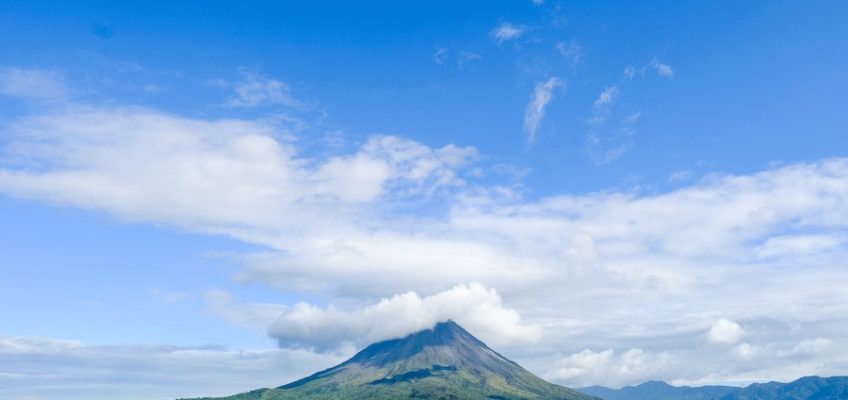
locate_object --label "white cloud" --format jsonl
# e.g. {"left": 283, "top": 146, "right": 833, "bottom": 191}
{"left": 433, "top": 49, "right": 481, "bottom": 70}
{"left": 733, "top": 342, "right": 761, "bottom": 360}
{"left": 224, "top": 68, "right": 299, "bottom": 108}
{"left": 267, "top": 283, "right": 540, "bottom": 351}
{"left": 524, "top": 77, "right": 563, "bottom": 144}
{"left": 587, "top": 85, "right": 636, "bottom": 163}
{"left": 457, "top": 51, "right": 482, "bottom": 70}
{"left": 593, "top": 85, "right": 619, "bottom": 109}
{"left": 491, "top": 22, "right": 525, "bottom": 43}
{"left": 547, "top": 349, "right": 614, "bottom": 380}
{"left": 545, "top": 348, "right": 675, "bottom": 388}
{"left": 204, "top": 290, "right": 287, "bottom": 331}
{"left": 0, "top": 334, "right": 344, "bottom": 400}
{"left": 3, "top": 98, "right": 848, "bottom": 388}
{"left": 557, "top": 40, "right": 582, "bottom": 68}
{"left": 0, "top": 335, "right": 83, "bottom": 354}
{"left": 313, "top": 135, "right": 476, "bottom": 201}
{"left": 587, "top": 55, "right": 671, "bottom": 164}
{"left": 0, "top": 106, "right": 475, "bottom": 231}
{"left": 644, "top": 57, "right": 674, "bottom": 78}
{"left": 668, "top": 170, "right": 694, "bottom": 182}
{"left": 708, "top": 319, "right": 745, "bottom": 345}
{"left": 433, "top": 47, "right": 448, "bottom": 64}
{"left": 0, "top": 67, "right": 68, "bottom": 100}
{"left": 755, "top": 234, "right": 846, "bottom": 259}
{"left": 789, "top": 338, "right": 833, "bottom": 355}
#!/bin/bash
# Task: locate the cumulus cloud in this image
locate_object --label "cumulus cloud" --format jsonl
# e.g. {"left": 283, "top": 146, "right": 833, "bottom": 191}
{"left": 491, "top": 22, "right": 525, "bottom": 43}
{"left": 524, "top": 77, "right": 563, "bottom": 144}
{"left": 267, "top": 283, "right": 540, "bottom": 351}
{"left": 223, "top": 68, "right": 299, "bottom": 108}
{"left": 708, "top": 319, "right": 745, "bottom": 345}
{"left": 0, "top": 67, "right": 68, "bottom": 100}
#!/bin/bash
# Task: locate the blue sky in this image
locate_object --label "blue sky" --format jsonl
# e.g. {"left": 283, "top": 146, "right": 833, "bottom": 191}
{"left": 2, "top": 1, "right": 848, "bottom": 399}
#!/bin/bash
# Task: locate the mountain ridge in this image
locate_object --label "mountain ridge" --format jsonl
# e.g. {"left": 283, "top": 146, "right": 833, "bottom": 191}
{"left": 182, "top": 320, "right": 595, "bottom": 400}
{"left": 578, "top": 375, "right": 848, "bottom": 400}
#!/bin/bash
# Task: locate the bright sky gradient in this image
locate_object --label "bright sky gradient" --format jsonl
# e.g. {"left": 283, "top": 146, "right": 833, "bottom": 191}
{"left": 2, "top": 1, "right": 848, "bottom": 399}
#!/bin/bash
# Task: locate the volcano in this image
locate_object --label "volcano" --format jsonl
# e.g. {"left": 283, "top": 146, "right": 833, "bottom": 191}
{"left": 184, "top": 320, "right": 596, "bottom": 400}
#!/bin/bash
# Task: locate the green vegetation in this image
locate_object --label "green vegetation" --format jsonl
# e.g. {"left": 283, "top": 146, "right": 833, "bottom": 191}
{"left": 578, "top": 376, "right": 848, "bottom": 400}
{"left": 180, "top": 321, "right": 595, "bottom": 400}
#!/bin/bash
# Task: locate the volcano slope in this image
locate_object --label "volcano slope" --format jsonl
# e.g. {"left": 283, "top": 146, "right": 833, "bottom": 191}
{"left": 182, "top": 320, "right": 596, "bottom": 400}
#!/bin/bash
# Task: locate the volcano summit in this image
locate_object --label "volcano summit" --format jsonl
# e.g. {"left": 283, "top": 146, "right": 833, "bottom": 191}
{"left": 183, "top": 320, "right": 595, "bottom": 400}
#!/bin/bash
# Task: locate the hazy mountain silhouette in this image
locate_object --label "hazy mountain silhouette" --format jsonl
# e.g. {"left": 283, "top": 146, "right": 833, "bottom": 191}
{"left": 579, "top": 381, "right": 738, "bottom": 400}
{"left": 578, "top": 376, "right": 848, "bottom": 400}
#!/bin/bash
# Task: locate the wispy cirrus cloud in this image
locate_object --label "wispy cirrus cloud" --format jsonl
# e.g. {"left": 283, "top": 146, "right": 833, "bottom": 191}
{"left": 524, "top": 77, "right": 563, "bottom": 145}
{"left": 592, "top": 85, "right": 619, "bottom": 110}
{"left": 433, "top": 48, "right": 482, "bottom": 70}
{"left": 643, "top": 57, "right": 674, "bottom": 78}
{"left": 457, "top": 51, "right": 482, "bottom": 70}
{"left": 586, "top": 54, "right": 672, "bottom": 165}
{"left": 0, "top": 67, "right": 68, "bottom": 100}
{"left": 433, "top": 47, "right": 448, "bottom": 64}
{"left": 491, "top": 22, "right": 525, "bottom": 43}
{"left": 556, "top": 40, "right": 582, "bottom": 69}
{"left": 586, "top": 85, "right": 638, "bottom": 163}
{"left": 217, "top": 68, "right": 300, "bottom": 108}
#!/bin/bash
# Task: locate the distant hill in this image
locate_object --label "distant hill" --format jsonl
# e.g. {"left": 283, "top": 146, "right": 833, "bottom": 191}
{"left": 579, "top": 376, "right": 848, "bottom": 400}
{"left": 721, "top": 376, "right": 848, "bottom": 400}
{"left": 579, "top": 380, "right": 737, "bottom": 400}
{"left": 181, "top": 320, "right": 596, "bottom": 400}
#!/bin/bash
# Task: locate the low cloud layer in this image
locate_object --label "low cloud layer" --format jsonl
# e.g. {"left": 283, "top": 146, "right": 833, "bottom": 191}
{"left": 0, "top": 335, "right": 344, "bottom": 400}
{"left": 544, "top": 348, "right": 674, "bottom": 388}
